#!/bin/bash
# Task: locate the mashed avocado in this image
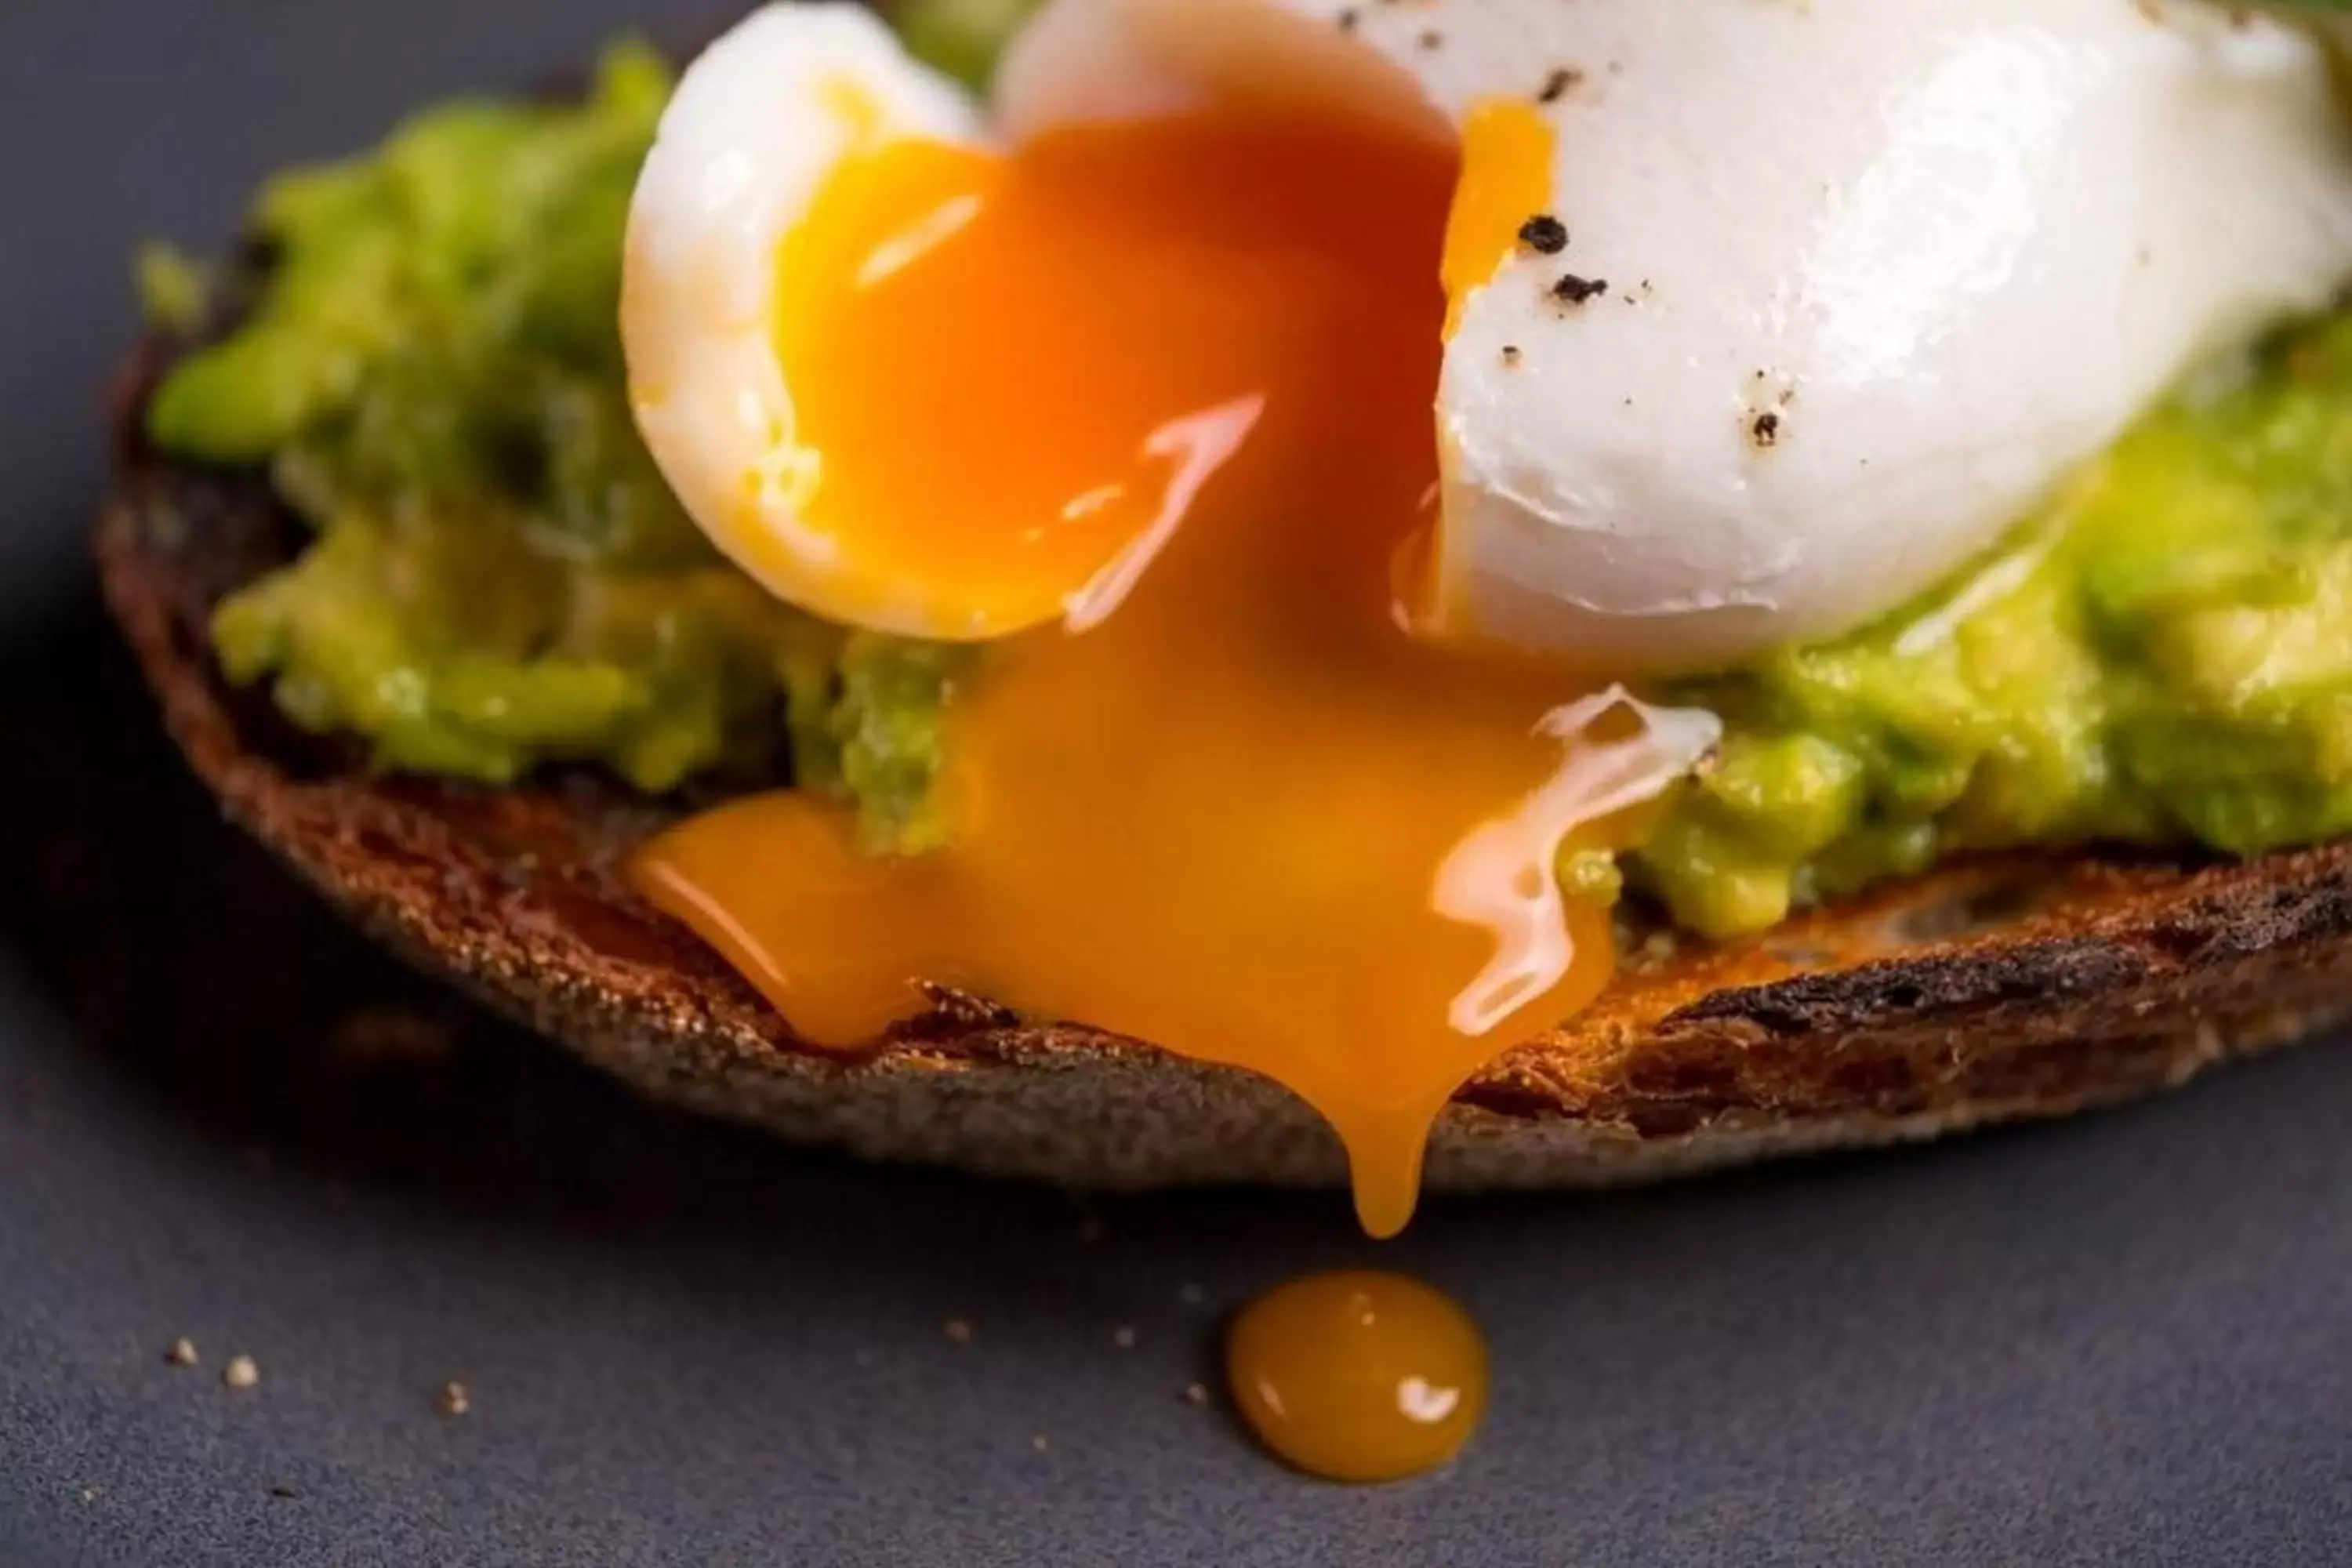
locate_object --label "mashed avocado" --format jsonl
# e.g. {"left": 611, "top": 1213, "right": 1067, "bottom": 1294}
{"left": 147, "top": 27, "right": 2352, "bottom": 936}
{"left": 1645, "top": 322, "right": 2352, "bottom": 935}
{"left": 147, "top": 45, "right": 957, "bottom": 803}
{"left": 895, "top": 0, "right": 1045, "bottom": 87}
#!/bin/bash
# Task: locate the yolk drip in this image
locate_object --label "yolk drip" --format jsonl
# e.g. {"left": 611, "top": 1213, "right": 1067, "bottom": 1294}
{"left": 632, "top": 101, "right": 1631, "bottom": 1238}
{"left": 1226, "top": 1270, "right": 1489, "bottom": 1484}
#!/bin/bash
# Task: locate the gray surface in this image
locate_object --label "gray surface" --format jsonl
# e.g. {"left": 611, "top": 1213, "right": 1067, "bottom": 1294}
{"left": 5, "top": 2, "right": 2352, "bottom": 1563}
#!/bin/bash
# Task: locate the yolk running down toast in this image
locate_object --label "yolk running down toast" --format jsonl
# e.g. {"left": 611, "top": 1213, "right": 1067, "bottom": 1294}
{"left": 628, "top": 102, "right": 1708, "bottom": 1236}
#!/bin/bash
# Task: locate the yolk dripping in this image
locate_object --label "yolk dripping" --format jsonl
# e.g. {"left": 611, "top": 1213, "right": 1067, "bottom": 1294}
{"left": 630, "top": 100, "right": 1644, "bottom": 1238}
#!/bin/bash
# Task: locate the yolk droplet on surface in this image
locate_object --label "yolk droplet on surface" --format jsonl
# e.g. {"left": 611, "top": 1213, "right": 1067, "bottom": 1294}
{"left": 1225, "top": 1270, "right": 1489, "bottom": 1484}
{"left": 631, "top": 100, "right": 1630, "bottom": 1238}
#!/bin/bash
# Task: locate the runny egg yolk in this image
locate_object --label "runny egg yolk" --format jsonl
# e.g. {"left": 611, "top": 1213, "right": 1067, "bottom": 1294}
{"left": 632, "top": 98, "right": 1640, "bottom": 1238}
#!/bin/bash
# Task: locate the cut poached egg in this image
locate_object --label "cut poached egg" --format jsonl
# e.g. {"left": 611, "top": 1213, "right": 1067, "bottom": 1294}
{"left": 619, "top": 0, "right": 2352, "bottom": 1233}
{"left": 1000, "top": 0, "right": 2352, "bottom": 664}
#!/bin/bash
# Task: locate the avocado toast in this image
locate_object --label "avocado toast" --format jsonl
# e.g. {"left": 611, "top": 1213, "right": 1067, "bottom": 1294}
{"left": 96, "top": 17, "right": 2352, "bottom": 1197}
{"left": 99, "top": 328, "right": 2352, "bottom": 1192}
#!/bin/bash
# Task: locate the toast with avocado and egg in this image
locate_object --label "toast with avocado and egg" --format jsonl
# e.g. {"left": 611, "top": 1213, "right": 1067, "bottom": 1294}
{"left": 96, "top": 2, "right": 2352, "bottom": 1218}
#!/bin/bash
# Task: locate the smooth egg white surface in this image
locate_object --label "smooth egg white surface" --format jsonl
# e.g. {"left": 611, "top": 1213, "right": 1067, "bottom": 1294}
{"left": 997, "top": 0, "right": 2352, "bottom": 668}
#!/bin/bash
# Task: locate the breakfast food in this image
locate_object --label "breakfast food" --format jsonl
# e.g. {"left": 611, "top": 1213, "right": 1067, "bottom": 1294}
{"left": 103, "top": 1, "right": 2352, "bottom": 1237}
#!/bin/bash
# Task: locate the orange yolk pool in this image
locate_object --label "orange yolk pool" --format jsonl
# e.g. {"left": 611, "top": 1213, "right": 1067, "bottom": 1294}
{"left": 630, "top": 101, "right": 1646, "bottom": 1238}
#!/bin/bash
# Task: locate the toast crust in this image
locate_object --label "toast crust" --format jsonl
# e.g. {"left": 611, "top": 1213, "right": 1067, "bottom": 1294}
{"left": 96, "top": 334, "right": 2352, "bottom": 1191}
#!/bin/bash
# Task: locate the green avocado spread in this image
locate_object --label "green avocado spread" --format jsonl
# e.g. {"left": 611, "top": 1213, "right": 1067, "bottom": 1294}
{"left": 146, "top": 21, "right": 2352, "bottom": 939}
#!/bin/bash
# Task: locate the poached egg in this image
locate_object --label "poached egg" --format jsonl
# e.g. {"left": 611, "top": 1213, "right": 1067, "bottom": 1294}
{"left": 1000, "top": 0, "right": 2352, "bottom": 663}
{"left": 619, "top": 0, "right": 2352, "bottom": 1233}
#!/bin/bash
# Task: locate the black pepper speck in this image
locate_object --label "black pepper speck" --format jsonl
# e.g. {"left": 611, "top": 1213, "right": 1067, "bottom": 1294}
{"left": 1518, "top": 215, "right": 1568, "bottom": 256}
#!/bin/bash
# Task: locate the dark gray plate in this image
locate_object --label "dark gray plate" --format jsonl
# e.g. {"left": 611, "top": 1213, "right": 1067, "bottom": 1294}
{"left": 7, "top": 3, "right": 2352, "bottom": 1563}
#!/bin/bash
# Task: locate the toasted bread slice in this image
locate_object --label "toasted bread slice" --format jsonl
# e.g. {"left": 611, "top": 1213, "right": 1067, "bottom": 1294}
{"left": 96, "top": 332, "right": 2352, "bottom": 1193}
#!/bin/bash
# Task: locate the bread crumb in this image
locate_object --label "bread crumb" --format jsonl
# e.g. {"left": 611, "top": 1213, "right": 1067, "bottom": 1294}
{"left": 438, "top": 1381, "right": 470, "bottom": 1417}
{"left": 943, "top": 1318, "right": 975, "bottom": 1345}
{"left": 223, "top": 1355, "right": 259, "bottom": 1391}
{"left": 1183, "top": 1382, "right": 1210, "bottom": 1406}
{"left": 1031, "top": 1434, "right": 1049, "bottom": 1452}
{"left": 1111, "top": 1326, "right": 1138, "bottom": 1350}
{"left": 164, "top": 1338, "right": 198, "bottom": 1368}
